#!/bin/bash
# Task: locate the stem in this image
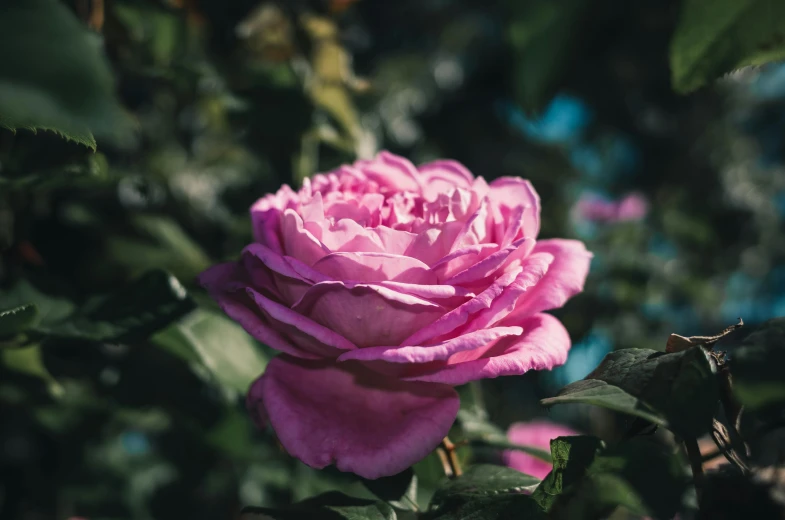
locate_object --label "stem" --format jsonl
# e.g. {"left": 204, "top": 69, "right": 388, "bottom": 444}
{"left": 401, "top": 494, "right": 420, "bottom": 512}
{"left": 439, "top": 437, "right": 463, "bottom": 478}
{"left": 684, "top": 437, "right": 704, "bottom": 504}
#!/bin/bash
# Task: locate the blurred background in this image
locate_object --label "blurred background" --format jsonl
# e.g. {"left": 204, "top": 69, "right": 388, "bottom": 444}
{"left": 1, "top": 0, "right": 785, "bottom": 518}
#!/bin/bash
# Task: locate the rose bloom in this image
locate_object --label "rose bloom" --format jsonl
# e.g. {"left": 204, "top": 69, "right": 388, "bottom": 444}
{"left": 503, "top": 420, "right": 579, "bottom": 479}
{"left": 200, "top": 152, "right": 591, "bottom": 479}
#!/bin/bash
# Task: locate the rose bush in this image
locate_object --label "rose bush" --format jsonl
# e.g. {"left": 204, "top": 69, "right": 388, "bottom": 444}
{"left": 200, "top": 151, "right": 591, "bottom": 479}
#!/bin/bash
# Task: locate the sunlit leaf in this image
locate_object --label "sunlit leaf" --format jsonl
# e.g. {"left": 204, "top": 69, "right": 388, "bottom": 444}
{"left": 671, "top": 0, "right": 785, "bottom": 93}
{"left": 0, "top": 0, "right": 134, "bottom": 148}
{"left": 152, "top": 309, "right": 267, "bottom": 394}
{"left": 0, "top": 303, "right": 38, "bottom": 339}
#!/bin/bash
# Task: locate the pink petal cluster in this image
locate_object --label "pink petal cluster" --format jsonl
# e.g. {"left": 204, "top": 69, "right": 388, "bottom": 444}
{"left": 504, "top": 420, "right": 579, "bottom": 479}
{"left": 574, "top": 192, "right": 649, "bottom": 223}
{"left": 200, "top": 151, "right": 591, "bottom": 479}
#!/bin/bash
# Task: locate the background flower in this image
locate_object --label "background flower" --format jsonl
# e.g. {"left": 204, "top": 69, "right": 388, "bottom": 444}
{"left": 503, "top": 420, "right": 580, "bottom": 479}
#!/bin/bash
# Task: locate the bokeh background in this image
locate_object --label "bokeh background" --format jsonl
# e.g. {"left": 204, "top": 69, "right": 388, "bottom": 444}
{"left": 2, "top": 0, "right": 785, "bottom": 518}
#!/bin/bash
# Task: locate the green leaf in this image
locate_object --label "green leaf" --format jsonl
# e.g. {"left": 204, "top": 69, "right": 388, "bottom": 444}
{"left": 425, "top": 494, "right": 546, "bottom": 520}
{"left": 106, "top": 215, "right": 212, "bottom": 283}
{"left": 0, "top": 304, "right": 38, "bottom": 339}
{"left": 429, "top": 464, "right": 541, "bottom": 513}
{"left": 670, "top": 0, "right": 785, "bottom": 93}
{"left": 532, "top": 436, "right": 604, "bottom": 512}
{"left": 0, "top": 0, "right": 134, "bottom": 148}
{"left": 152, "top": 309, "right": 267, "bottom": 395}
{"left": 360, "top": 468, "right": 417, "bottom": 505}
{"left": 36, "top": 270, "right": 195, "bottom": 343}
{"left": 0, "top": 280, "right": 75, "bottom": 329}
{"left": 241, "top": 492, "right": 404, "bottom": 520}
{"left": 2, "top": 345, "right": 63, "bottom": 396}
{"left": 542, "top": 347, "right": 720, "bottom": 438}
{"left": 732, "top": 317, "right": 785, "bottom": 409}
{"left": 532, "top": 437, "right": 688, "bottom": 519}
{"left": 554, "top": 440, "right": 688, "bottom": 519}
{"left": 541, "top": 380, "right": 667, "bottom": 428}
{"left": 507, "top": 0, "right": 591, "bottom": 112}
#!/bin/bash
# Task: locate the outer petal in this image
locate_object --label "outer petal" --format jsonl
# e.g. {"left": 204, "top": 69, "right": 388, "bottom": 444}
{"left": 338, "top": 326, "right": 523, "bottom": 364}
{"left": 504, "top": 421, "right": 579, "bottom": 479}
{"left": 292, "top": 281, "right": 444, "bottom": 347}
{"left": 250, "top": 184, "right": 298, "bottom": 252}
{"left": 248, "top": 355, "right": 460, "bottom": 479}
{"left": 403, "top": 313, "right": 571, "bottom": 385}
{"left": 199, "top": 263, "right": 320, "bottom": 360}
{"left": 401, "top": 266, "right": 524, "bottom": 346}
{"left": 507, "top": 239, "right": 592, "bottom": 318}
{"left": 241, "top": 243, "right": 327, "bottom": 306}
{"left": 246, "top": 287, "right": 358, "bottom": 356}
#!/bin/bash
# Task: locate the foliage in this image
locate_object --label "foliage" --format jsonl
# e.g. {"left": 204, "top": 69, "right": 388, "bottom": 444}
{"left": 2, "top": 0, "right": 785, "bottom": 519}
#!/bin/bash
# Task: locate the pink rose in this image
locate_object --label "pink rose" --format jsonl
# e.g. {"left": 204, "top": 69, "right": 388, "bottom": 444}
{"left": 200, "top": 151, "right": 591, "bottom": 479}
{"left": 574, "top": 192, "right": 649, "bottom": 223}
{"left": 503, "top": 420, "right": 579, "bottom": 479}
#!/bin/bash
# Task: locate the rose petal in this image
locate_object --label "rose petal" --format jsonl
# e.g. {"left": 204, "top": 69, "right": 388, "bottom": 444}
{"left": 248, "top": 355, "right": 460, "bottom": 479}
{"left": 313, "top": 252, "right": 436, "bottom": 284}
{"left": 455, "top": 252, "right": 553, "bottom": 334}
{"left": 241, "top": 243, "right": 324, "bottom": 306}
{"left": 403, "top": 313, "right": 571, "bottom": 385}
{"left": 488, "top": 177, "right": 541, "bottom": 239}
{"left": 281, "top": 209, "right": 331, "bottom": 266}
{"left": 506, "top": 239, "right": 592, "bottom": 318}
{"left": 292, "top": 281, "right": 445, "bottom": 347}
{"left": 418, "top": 159, "right": 475, "bottom": 186}
{"left": 338, "top": 326, "right": 523, "bottom": 364}
{"left": 199, "top": 263, "right": 321, "bottom": 360}
{"left": 444, "top": 237, "right": 534, "bottom": 286}
{"left": 356, "top": 151, "right": 423, "bottom": 193}
{"left": 250, "top": 184, "right": 298, "bottom": 252}
{"left": 246, "top": 287, "right": 357, "bottom": 356}
{"left": 405, "top": 221, "right": 466, "bottom": 267}
{"left": 401, "top": 266, "right": 524, "bottom": 346}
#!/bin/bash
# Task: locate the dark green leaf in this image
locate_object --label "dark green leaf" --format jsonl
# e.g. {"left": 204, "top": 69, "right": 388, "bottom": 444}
{"left": 0, "top": 0, "right": 134, "bottom": 148}
{"left": 533, "top": 437, "right": 688, "bottom": 519}
{"left": 360, "top": 468, "right": 416, "bottom": 503}
{"left": 670, "top": 0, "right": 785, "bottom": 93}
{"left": 1, "top": 345, "right": 63, "bottom": 396}
{"left": 241, "top": 492, "right": 404, "bottom": 520}
{"left": 1, "top": 280, "right": 75, "bottom": 328}
{"left": 430, "top": 464, "right": 541, "bottom": 513}
{"left": 542, "top": 347, "right": 720, "bottom": 437}
{"left": 0, "top": 303, "right": 38, "bottom": 339}
{"left": 151, "top": 309, "right": 267, "bottom": 394}
{"left": 424, "top": 494, "right": 546, "bottom": 520}
{"left": 532, "top": 436, "right": 603, "bottom": 512}
{"left": 37, "top": 270, "right": 196, "bottom": 343}
{"left": 106, "top": 215, "right": 212, "bottom": 283}
{"left": 732, "top": 317, "right": 785, "bottom": 409}
{"left": 508, "top": 0, "right": 591, "bottom": 112}
{"left": 552, "top": 439, "right": 688, "bottom": 520}
{"left": 541, "top": 380, "right": 667, "bottom": 427}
